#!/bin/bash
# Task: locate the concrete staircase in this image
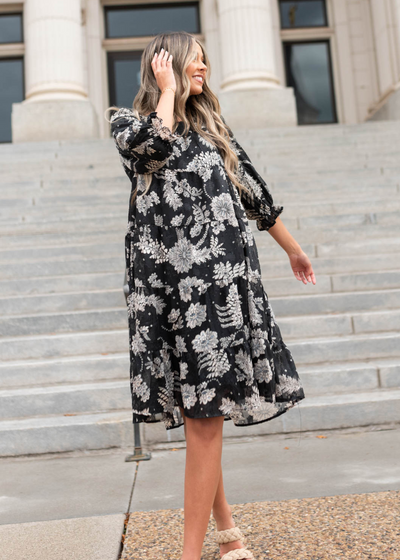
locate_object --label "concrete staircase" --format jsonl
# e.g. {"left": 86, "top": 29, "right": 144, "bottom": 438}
{"left": 0, "top": 121, "right": 399, "bottom": 456}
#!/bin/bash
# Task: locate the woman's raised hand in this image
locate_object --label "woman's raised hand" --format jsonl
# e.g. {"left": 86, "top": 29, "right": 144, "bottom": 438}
{"left": 152, "top": 48, "right": 177, "bottom": 93}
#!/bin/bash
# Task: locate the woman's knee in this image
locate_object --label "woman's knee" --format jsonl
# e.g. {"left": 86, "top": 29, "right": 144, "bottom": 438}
{"left": 185, "top": 414, "right": 224, "bottom": 442}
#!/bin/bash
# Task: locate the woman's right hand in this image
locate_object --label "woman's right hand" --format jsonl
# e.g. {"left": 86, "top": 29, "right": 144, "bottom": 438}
{"left": 151, "top": 48, "right": 177, "bottom": 93}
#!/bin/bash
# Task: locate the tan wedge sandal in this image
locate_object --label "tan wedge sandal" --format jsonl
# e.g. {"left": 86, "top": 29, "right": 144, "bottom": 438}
{"left": 215, "top": 526, "right": 255, "bottom": 560}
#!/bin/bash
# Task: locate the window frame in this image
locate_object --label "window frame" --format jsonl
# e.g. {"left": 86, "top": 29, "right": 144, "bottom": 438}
{"left": 0, "top": 11, "right": 24, "bottom": 45}
{"left": 104, "top": 1, "right": 201, "bottom": 39}
{"left": 278, "top": 0, "right": 328, "bottom": 30}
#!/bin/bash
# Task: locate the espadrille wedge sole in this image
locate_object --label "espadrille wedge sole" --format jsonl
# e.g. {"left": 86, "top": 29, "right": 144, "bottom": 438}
{"left": 215, "top": 526, "right": 255, "bottom": 560}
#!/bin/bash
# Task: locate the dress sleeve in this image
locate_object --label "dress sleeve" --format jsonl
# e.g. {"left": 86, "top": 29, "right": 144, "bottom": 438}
{"left": 221, "top": 115, "right": 283, "bottom": 231}
{"left": 110, "top": 108, "right": 180, "bottom": 175}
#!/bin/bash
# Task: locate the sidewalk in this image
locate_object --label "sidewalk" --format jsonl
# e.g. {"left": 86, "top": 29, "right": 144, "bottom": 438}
{"left": 0, "top": 424, "right": 399, "bottom": 559}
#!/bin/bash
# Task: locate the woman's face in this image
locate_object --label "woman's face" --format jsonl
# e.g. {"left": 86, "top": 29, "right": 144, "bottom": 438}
{"left": 186, "top": 43, "right": 207, "bottom": 96}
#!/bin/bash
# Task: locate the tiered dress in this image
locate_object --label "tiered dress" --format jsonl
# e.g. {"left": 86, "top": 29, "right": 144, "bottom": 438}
{"left": 111, "top": 108, "right": 305, "bottom": 430}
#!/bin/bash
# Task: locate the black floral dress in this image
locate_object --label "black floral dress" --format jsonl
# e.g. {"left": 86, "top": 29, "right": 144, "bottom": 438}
{"left": 111, "top": 108, "right": 305, "bottom": 430}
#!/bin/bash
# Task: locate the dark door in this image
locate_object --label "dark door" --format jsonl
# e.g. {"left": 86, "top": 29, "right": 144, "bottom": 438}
{"left": 284, "top": 40, "right": 338, "bottom": 125}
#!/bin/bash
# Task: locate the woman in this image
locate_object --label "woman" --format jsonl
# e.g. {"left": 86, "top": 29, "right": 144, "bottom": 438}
{"left": 110, "top": 31, "right": 315, "bottom": 560}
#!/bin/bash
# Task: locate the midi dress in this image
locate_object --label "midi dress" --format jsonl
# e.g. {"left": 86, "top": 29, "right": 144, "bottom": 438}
{"left": 110, "top": 108, "right": 306, "bottom": 430}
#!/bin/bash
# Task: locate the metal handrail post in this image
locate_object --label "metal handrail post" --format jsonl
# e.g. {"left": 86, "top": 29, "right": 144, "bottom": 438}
{"left": 123, "top": 269, "right": 152, "bottom": 462}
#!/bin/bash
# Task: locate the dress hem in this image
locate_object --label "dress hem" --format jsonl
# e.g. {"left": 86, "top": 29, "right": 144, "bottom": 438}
{"left": 132, "top": 394, "right": 304, "bottom": 431}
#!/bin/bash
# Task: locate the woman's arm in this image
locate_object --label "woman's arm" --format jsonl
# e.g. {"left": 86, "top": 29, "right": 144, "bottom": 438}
{"left": 110, "top": 48, "right": 179, "bottom": 175}
{"left": 267, "top": 216, "right": 301, "bottom": 255}
{"left": 268, "top": 217, "right": 316, "bottom": 285}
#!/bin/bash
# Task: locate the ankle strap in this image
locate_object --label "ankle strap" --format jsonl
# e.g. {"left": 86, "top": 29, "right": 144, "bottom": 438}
{"left": 215, "top": 526, "right": 245, "bottom": 544}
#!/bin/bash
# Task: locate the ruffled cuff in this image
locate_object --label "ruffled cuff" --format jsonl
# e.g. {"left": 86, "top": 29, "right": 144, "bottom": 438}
{"left": 146, "top": 111, "right": 181, "bottom": 143}
{"left": 256, "top": 204, "right": 284, "bottom": 231}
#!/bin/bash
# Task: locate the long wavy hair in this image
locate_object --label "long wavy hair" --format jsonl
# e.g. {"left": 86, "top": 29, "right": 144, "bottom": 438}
{"left": 107, "top": 31, "right": 251, "bottom": 205}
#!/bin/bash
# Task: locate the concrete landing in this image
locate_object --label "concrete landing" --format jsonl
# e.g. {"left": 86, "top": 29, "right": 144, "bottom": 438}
{"left": 0, "top": 514, "right": 125, "bottom": 560}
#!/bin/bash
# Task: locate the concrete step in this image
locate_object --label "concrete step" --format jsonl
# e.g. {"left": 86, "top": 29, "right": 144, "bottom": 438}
{"left": 264, "top": 270, "right": 400, "bottom": 297}
{"left": 0, "top": 242, "right": 124, "bottom": 264}
{"left": 0, "top": 308, "right": 127, "bottom": 337}
{"left": 2, "top": 387, "right": 399, "bottom": 455}
{"left": 0, "top": 329, "right": 128, "bottom": 361}
{"left": 258, "top": 223, "right": 400, "bottom": 244}
{"left": 2, "top": 221, "right": 400, "bottom": 257}
{"left": 0, "top": 353, "right": 129, "bottom": 389}
{"left": 0, "top": 328, "right": 398, "bottom": 369}
{"left": 298, "top": 211, "right": 400, "bottom": 229}
{"left": 0, "top": 256, "right": 125, "bottom": 280}
{"left": 288, "top": 331, "right": 400, "bottom": 365}
{"left": 297, "top": 357, "right": 400, "bottom": 395}
{"left": 0, "top": 272, "right": 124, "bottom": 297}
{"left": 278, "top": 308, "right": 400, "bottom": 340}
{"left": 0, "top": 217, "right": 126, "bottom": 236}
{"left": 0, "top": 290, "right": 125, "bottom": 315}
{"left": 0, "top": 205, "right": 127, "bottom": 225}
{"left": 259, "top": 251, "right": 397, "bottom": 277}
{"left": 0, "top": 230, "right": 123, "bottom": 249}
{"left": 0, "top": 178, "right": 397, "bottom": 202}
{"left": 270, "top": 287, "right": 400, "bottom": 315}
{"left": 0, "top": 380, "right": 131, "bottom": 420}
{"left": 0, "top": 410, "right": 133, "bottom": 457}
{"left": 3, "top": 292, "right": 400, "bottom": 339}
{"left": 2, "top": 217, "right": 400, "bottom": 252}
{"left": 1, "top": 199, "right": 399, "bottom": 226}
{"left": 2, "top": 249, "right": 394, "bottom": 283}
{"left": 220, "top": 387, "right": 400, "bottom": 441}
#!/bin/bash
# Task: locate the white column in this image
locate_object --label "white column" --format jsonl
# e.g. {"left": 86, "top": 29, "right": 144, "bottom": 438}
{"left": 12, "top": 0, "right": 99, "bottom": 142}
{"left": 216, "top": 0, "right": 296, "bottom": 128}
{"left": 218, "top": 0, "right": 280, "bottom": 91}
{"left": 24, "top": 0, "right": 87, "bottom": 102}
{"left": 367, "top": 0, "right": 400, "bottom": 121}
{"left": 393, "top": 0, "right": 400, "bottom": 82}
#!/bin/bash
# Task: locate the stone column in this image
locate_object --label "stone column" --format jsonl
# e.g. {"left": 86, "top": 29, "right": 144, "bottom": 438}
{"left": 12, "top": 0, "right": 98, "bottom": 142}
{"left": 393, "top": 0, "right": 400, "bottom": 82}
{"left": 368, "top": 0, "right": 400, "bottom": 121}
{"left": 217, "top": 0, "right": 296, "bottom": 128}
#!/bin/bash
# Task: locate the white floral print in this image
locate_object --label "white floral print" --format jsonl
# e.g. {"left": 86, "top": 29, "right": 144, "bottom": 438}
{"left": 111, "top": 108, "right": 305, "bottom": 429}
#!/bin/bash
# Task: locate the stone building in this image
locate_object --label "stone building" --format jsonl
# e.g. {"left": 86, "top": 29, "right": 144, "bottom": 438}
{"left": 1, "top": 0, "right": 400, "bottom": 143}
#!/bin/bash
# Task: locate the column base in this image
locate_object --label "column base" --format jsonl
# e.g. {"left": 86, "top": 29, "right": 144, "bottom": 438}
{"left": 368, "top": 87, "right": 400, "bottom": 122}
{"left": 11, "top": 100, "right": 99, "bottom": 143}
{"left": 218, "top": 87, "right": 297, "bottom": 128}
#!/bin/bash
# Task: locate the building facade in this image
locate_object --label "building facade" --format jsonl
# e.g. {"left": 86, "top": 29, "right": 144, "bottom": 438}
{"left": 0, "top": 0, "right": 399, "bottom": 143}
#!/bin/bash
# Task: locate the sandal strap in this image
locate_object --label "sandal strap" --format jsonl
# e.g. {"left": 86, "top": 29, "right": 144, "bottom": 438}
{"left": 215, "top": 526, "right": 245, "bottom": 544}
{"left": 220, "top": 549, "right": 254, "bottom": 560}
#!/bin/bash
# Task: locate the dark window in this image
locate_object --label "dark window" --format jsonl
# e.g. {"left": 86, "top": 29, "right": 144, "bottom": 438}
{"left": 105, "top": 2, "right": 200, "bottom": 39}
{"left": 0, "top": 58, "right": 24, "bottom": 142}
{"left": 108, "top": 51, "right": 142, "bottom": 108}
{"left": 0, "top": 13, "right": 23, "bottom": 44}
{"left": 279, "top": 1, "right": 327, "bottom": 29}
{"left": 284, "top": 41, "right": 337, "bottom": 125}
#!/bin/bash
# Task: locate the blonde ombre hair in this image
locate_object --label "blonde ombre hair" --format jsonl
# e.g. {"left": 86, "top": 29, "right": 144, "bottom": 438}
{"left": 107, "top": 31, "right": 251, "bottom": 205}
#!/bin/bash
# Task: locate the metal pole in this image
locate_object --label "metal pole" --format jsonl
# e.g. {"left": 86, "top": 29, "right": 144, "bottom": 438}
{"left": 125, "top": 423, "right": 152, "bottom": 462}
{"left": 123, "top": 269, "right": 152, "bottom": 463}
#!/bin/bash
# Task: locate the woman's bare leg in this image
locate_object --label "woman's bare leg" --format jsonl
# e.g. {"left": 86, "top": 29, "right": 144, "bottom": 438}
{"left": 179, "top": 408, "right": 225, "bottom": 560}
{"left": 179, "top": 408, "right": 247, "bottom": 558}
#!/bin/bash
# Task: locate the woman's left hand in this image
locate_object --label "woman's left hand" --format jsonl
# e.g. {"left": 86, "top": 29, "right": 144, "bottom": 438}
{"left": 288, "top": 250, "right": 316, "bottom": 285}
